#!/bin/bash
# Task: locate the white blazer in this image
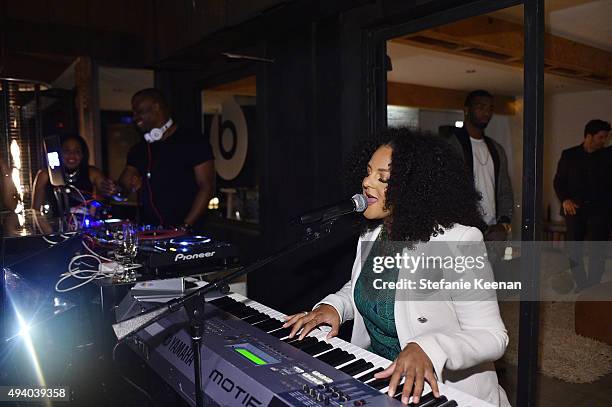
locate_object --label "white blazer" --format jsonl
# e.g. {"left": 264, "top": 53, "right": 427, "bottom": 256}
{"left": 316, "top": 224, "right": 510, "bottom": 406}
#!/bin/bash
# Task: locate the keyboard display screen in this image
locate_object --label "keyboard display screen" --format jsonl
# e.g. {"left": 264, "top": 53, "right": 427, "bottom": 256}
{"left": 231, "top": 343, "right": 279, "bottom": 366}
{"left": 235, "top": 348, "right": 268, "bottom": 365}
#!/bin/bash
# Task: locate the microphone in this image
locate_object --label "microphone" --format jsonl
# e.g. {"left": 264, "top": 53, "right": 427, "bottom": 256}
{"left": 297, "top": 194, "right": 368, "bottom": 225}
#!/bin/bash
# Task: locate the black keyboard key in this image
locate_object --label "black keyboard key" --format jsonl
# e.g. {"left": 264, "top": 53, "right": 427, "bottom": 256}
{"left": 408, "top": 392, "right": 442, "bottom": 407}
{"left": 315, "top": 348, "right": 344, "bottom": 364}
{"left": 210, "top": 298, "right": 250, "bottom": 314}
{"left": 243, "top": 313, "right": 269, "bottom": 324}
{"left": 301, "top": 341, "right": 333, "bottom": 356}
{"left": 368, "top": 378, "right": 391, "bottom": 390}
{"left": 436, "top": 400, "right": 456, "bottom": 407}
{"left": 290, "top": 337, "right": 318, "bottom": 349}
{"left": 209, "top": 296, "right": 237, "bottom": 307}
{"left": 213, "top": 302, "right": 251, "bottom": 317}
{"left": 282, "top": 336, "right": 301, "bottom": 343}
{"left": 393, "top": 382, "right": 405, "bottom": 397}
{"left": 228, "top": 305, "right": 258, "bottom": 319}
{"left": 329, "top": 351, "right": 355, "bottom": 367}
{"left": 254, "top": 319, "right": 283, "bottom": 332}
{"left": 269, "top": 327, "right": 291, "bottom": 338}
{"left": 236, "top": 306, "right": 260, "bottom": 317}
{"left": 345, "top": 361, "right": 374, "bottom": 377}
{"left": 428, "top": 396, "right": 449, "bottom": 407}
{"left": 356, "top": 367, "right": 383, "bottom": 383}
{"left": 339, "top": 359, "right": 367, "bottom": 374}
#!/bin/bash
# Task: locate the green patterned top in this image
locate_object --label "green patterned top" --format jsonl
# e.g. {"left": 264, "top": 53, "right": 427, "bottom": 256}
{"left": 354, "top": 227, "right": 401, "bottom": 360}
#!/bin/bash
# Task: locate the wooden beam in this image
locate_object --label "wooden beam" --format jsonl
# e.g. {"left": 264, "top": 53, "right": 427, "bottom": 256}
{"left": 207, "top": 76, "right": 257, "bottom": 95}
{"left": 75, "top": 57, "right": 102, "bottom": 167}
{"left": 392, "top": 15, "right": 612, "bottom": 87}
{"left": 387, "top": 82, "right": 516, "bottom": 115}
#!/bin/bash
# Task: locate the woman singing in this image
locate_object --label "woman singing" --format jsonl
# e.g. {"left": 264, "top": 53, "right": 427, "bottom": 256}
{"left": 284, "top": 127, "right": 510, "bottom": 406}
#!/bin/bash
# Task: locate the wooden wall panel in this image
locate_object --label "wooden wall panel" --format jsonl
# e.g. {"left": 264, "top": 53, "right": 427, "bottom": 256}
{"left": 387, "top": 82, "right": 517, "bottom": 115}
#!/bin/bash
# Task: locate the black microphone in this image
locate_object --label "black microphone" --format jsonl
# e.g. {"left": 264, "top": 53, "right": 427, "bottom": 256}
{"left": 297, "top": 194, "right": 368, "bottom": 225}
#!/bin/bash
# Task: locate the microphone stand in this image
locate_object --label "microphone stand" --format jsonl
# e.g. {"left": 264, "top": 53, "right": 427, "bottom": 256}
{"left": 112, "top": 218, "right": 342, "bottom": 407}
{"left": 53, "top": 186, "right": 70, "bottom": 232}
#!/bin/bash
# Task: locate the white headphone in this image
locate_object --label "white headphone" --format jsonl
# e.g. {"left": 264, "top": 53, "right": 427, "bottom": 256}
{"left": 144, "top": 118, "right": 174, "bottom": 143}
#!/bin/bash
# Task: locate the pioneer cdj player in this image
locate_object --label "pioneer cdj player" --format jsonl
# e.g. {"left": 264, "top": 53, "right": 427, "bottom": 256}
{"left": 137, "top": 233, "right": 239, "bottom": 276}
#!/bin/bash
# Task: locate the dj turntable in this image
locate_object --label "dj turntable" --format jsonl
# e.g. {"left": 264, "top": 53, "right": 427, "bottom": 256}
{"left": 137, "top": 233, "right": 239, "bottom": 276}
{"left": 80, "top": 220, "right": 239, "bottom": 276}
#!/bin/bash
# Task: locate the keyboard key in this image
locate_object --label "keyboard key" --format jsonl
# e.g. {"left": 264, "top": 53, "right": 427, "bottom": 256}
{"left": 315, "top": 348, "right": 344, "bottom": 364}
{"left": 254, "top": 319, "right": 283, "bottom": 332}
{"left": 408, "top": 392, "right": 443, "bottom": 407}
{"left": 393, "top": 381, "right": 406, "bottom": 397}
{"left": 349, "top": 362, "right": 374, "bottom": 376}
{"left": 269, "top": 327, "right": 292, "bottom": 338}
{"left": 243, "top": 313, "right": 269, "bottom": 324}
{"left": 329, "top": 351, "right": 355, "bottom": 367}
{"left": 291, "top": 337, "right": 318, "bottom": 349}
{"left": 368, "top": 377, "right": 391, "bottom": 390}
{"left": 302, "top": 341, "right": 333, "bottom": 356}
{"left": 356, "top": 367, "right": 383, "bottom": 383}
{"left": 339, "top": 359, "right": 367, "bottom": 374}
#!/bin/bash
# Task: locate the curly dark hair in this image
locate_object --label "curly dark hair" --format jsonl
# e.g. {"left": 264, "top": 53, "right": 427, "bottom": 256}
{"left": 346, "top": 127, "right": 485, "bottom": 242}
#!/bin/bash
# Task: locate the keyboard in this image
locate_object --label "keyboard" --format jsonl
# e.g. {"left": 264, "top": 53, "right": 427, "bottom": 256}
{"left": 115, "top": 292, "right": 494, "bottom": 407}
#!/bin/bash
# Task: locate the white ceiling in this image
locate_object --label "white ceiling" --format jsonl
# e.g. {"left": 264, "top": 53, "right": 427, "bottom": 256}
{"left": 387, "top": 42, "right": 602, "bottom": 95}
{"left": 388, "top": 1, "right": 611, "bottom": 96}
{"left": 97, "top": 67, "right": 154, "bottom": 111}
{"left": 492, "top": 0, "right": 612, "bottom": 52}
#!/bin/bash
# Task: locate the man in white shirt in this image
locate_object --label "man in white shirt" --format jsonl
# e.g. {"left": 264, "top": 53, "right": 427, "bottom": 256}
{"left": 441, "top": 90, "right": 513, "bottom": 241}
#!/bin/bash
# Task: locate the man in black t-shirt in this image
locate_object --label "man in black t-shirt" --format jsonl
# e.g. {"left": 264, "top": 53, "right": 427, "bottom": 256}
{"left": 102, "top": 88, "right": 215, "bottom": 229}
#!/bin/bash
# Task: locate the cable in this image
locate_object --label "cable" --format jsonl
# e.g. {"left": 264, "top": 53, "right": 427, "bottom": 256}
{"left": 55, "top": 255, "right": 104, "bottom": 292}
{"left": 42, "top": 235, "right": 59, "bottom": 245}
{"left": 32, "top": 213, "right": 65, "bottom": 245}
{"left": 112, "top": 341, "right": 153, "bottom": 403}
{"left": 68, "top": 184, "right": 88, "bottom": 205}
{"left": 68, "top": 213, "right": 79, "bottom": 231}
{"left": 82, "top": 239, "right": 113, "bottom": 262}
{"left": 55, "top": 253, "right": 142, "bottom": 292}
{"left": 70, "top": 186, "right": 98, "bottom": 229}
{"left": 146, "top": 143, "right": 165, "bottom": 226}
{"left": 55, "top": 233, "right": 144, "bottom": 292}
{"left": 40, "top": 231, "right": 76, "bottom": 246}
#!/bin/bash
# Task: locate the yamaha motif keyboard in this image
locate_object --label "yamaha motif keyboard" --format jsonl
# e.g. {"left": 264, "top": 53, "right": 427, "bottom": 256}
{"left": 116, "top": 292, "right": 494, "bottom": 407}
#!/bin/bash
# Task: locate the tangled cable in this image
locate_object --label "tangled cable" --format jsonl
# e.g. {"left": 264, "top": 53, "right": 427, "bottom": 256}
{"left": 54, "top": 239, "right": 142, "bottom": 292}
